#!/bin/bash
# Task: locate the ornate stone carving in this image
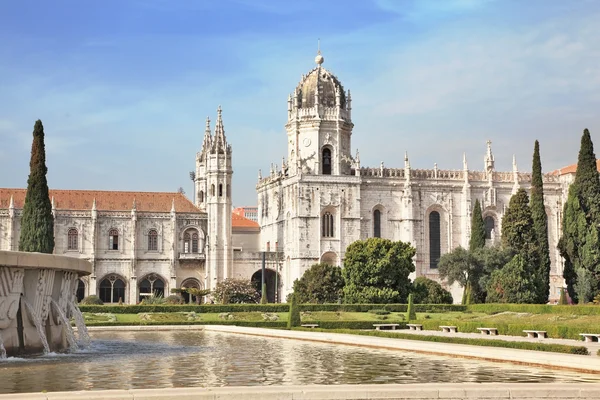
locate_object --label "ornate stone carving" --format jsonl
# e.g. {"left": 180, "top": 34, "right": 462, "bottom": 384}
{"left": 0, "top": 267, "right": 24, "bottom": 329}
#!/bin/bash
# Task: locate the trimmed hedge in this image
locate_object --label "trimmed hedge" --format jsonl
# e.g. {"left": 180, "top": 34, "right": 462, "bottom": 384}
{"left": 314, "top": 321, "right": 407, "bottom": 330}
{"left": 417, "top": 319, "right": 598, "bottom": 341}
{"left": 79, "top": 303, "right": 466, "bottom": 314}
{"left": 467, "top": 304, "right": 600, "bottom": 315}
{"left": 85, "top": 320, "right": 287, "bottom": 328}
{"left": 299, "top": 328, "right": 589, "bottom": 355}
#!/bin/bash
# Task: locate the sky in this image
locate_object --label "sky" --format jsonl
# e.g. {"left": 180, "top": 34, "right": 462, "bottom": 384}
{"left": 1, "top": 0, "right": 599, "bottom": 206}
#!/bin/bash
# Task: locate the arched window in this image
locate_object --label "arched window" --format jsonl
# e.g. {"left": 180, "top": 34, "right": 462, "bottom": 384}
{"left": 199, "top": 191, "right": 204, "bottom": 203}
{"left": 211, "top": 184, "right": 215, "bottom": 196}
{"left": 322, "top": 212, "right": 334, "bottom": 238}
{"left": 139, "top": 274, "right": 165, "bottom": 302}
{"left": 192, "top": 233, "right": 199, "bottom": 253}
{"left": 429, "top": 211, "right": 441, "bottom": 269}
{"left": 322, "top": 148, "right": 332, "bottom": 175}
{"left": 148, "top": 229, "right": 158, "bottom": 251}
{"left": 183, "top": 229, "right": 201, "bottom": 253}
{"left": 184, "top": 232, "right": 191, "bottom": 253}
{"left": 99, "top": 275, "right": 126, "bottom": 303}
{"left": 68, "top": 228, "right": 78, "bottom": 250}
{"left": 373, "top": 210, "right": 381, "bottom": 238}
{"left": 181, "top": 278, "right": 202, "bottom": 304}
{"left": 108, "top": 228, "right": 119, "bottom": 250}
{"left": 484, "top": 216, "right": 495, "bottom": 239}
{"left": 218, "top": 184, "right": 223, "bottom": 197}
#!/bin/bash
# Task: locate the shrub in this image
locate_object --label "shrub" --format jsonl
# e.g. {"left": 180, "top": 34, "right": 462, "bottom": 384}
{"left": 407, "top": 293, "right": 416, "bottom": 321}
{"left": 165, "top": 295, "right": 183, "bottom": 305}
{"left": 368, "top": 309, "right": 390, "bottom": 315}
{"left": 140, "top": 294, "right": 166, "bottom": 305}
{"left": 288, "top": 293, "right": 301, "bottom": 328}
{"left": 213, "top": 278, "right": 260, "bottom": 304}
{"left": 293, "top": 263, "right": 345, "bottom": 303}
{"left": 411, "top": 277, "right": 453, "bottom": 304}
{"left": 80, "top": 295, "right": 103, "bottom": 305}
{"left": 466, "top": 304, "right": 600, "bottom": 315}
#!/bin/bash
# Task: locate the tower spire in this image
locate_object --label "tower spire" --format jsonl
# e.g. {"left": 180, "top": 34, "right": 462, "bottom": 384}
{"left": 212, "top": 105, "right": 227, "bottom": 154}
{"left": 201, "top": 116, "right": 212, "bottom": 157}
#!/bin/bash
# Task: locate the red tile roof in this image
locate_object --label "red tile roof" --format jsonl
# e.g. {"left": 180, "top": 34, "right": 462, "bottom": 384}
{"left": 0, "top": 189, "right": 200, "bottom": 213}
{"left": 551, "top": 160, "right": 600, "bottom": 176}
{"left": 232, "top": 212, "right": 259, "bottom": 232}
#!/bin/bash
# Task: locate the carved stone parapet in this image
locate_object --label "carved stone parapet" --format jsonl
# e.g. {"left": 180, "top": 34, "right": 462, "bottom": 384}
{"left": 0, "top": 266, "right": 24, "bottom": 329}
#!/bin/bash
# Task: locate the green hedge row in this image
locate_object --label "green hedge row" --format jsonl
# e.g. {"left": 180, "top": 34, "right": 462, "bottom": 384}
{"left": 301, "top": 329, "right": 589, "bottom": 355}
{"left": 466, "top": 304, "right": 600, "bottom": 315}
{"left": 313, "top": 321, "right": 407, "bottom": 330}
{"left": 85, "top": 320, "right": 287, "bottom": 328}
{"left": 79, "top": 303, "right": 465, "bottom": 314}
{"left": 417, "top": 319, "right": 597, "bottom": 340}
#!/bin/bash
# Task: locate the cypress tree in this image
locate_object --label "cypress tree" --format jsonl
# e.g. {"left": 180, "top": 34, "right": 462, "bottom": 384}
{"left": 406, "top": 293, "right": 416, "bottom": 321}
{"left": 469, "top": 199, "right": 486, "bottom": 251}
{"left": 558, "top": 129, "right": 600, "bottom": 303}
{"left": 287, "top": 293, "right": 301, "bottom": 328}
{"left": 19, "top": 120, "right": 54, "bottom": 253}
{"left": 530, "top": 140, "right": 551, "bottom": 303}
{"left": 558, "top": 288, "right": 568, "bottom": 305}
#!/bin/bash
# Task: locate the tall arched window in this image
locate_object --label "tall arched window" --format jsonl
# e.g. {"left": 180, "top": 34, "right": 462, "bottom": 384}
{"left": 68, "top": 228, "right": 78, "bottom": 250}
{"left": 183, "top": 229, "right": 201, "bottom": 253}
{"left": 218, "top": 184, "right": 223, "bottom": 197}
{"left": 184, "top": 232, "right": 191, "bottom": 253}
{"left": 148, "top": 229, "right": 158, "bottom": 251}
{"left": 108, "top": 228, "right": 119, "bottom": 250}
{"left": 99, "top": 275, "right": 126, "bottom": 303}
{"left": 322, "top": 212, "right": 334, "bottom": 238}
{"left": 199, "top": 191, "right": 204, "bottom": 203}
{"left": 484, "top": 216, "right": 495, "bottom": 239}
{"left": 211, "top": 184, "right": 215, "bottom": 196}
{"left": 322, "top": 148, "right": 332, "bottom": 175}
{"left": 429, "top": 211, "right": 441, "bottom": 269}
{"left": 139, "top": 274, "right": 165, "bottom": 302}
{"left": 76, "top": 279, "right": 86, "bottom": 302}
{"left": 192, "top": 232, "right": 199, "bottom": 253}
{"left": 373, "top": 210, "right": 381, "bottom": 238}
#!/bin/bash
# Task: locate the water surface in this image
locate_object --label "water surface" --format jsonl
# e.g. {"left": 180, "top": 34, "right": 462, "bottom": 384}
{"left": 0, "top": 330, "right": 598, "bottom": 394}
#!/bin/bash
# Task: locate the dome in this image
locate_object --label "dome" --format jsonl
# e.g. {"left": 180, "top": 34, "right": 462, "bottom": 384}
{"left": 295, "top": 54, "right": 346, "bottom": 109}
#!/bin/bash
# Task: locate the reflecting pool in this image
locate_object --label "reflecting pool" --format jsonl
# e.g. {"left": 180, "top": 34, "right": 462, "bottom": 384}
{"left": 0, "top": 330, "right": 598, "bottom": 394}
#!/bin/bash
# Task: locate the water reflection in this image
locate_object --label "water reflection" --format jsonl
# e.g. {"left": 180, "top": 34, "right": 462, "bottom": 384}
{"left": 0, "top": 330, "right": 598, "bottom": 394}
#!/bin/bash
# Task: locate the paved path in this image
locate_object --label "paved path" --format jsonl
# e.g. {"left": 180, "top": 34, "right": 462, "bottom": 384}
{"left": 390, "top": 328, "right": 600, "bottom": 354}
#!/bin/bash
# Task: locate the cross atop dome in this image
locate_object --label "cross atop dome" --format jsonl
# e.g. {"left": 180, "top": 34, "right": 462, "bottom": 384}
{"left": 315, "top": 38, "right": 324, "bottom": 65}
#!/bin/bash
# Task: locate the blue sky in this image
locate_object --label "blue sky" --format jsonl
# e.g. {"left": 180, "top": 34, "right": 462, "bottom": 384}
{"left": 1, "top": 0, "right": 599, "bottom": 206}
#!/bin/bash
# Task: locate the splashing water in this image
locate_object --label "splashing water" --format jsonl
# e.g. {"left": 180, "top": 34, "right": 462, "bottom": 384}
{"left": 22, "top": 298, "right": 50, "bottom": 354}
{"left": 50, "top": 300, "right": 78, "bottom": 352}
{"left": 69, "top": 302, "right": 91, "bottom": 347}
{"left": 0, "top": 332, "right": 6, "bottom": 359}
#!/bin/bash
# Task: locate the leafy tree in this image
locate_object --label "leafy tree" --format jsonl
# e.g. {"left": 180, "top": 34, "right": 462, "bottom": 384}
{"left": 342, "top": 238, "right": 415, "bottom": 304}
{"left": 558, "top": 129, "right": 600, "bottom": 303}
{"left": 469, "top": 199, "right": 486, "bottom": 251}
{"left": 530, "top": 140, "right": 551, "bottom": 303}
{"left": 19, "top": 120, "right": 54, "bottom": 253}
{"left": 406, "top": 293, "right": 416, "bottom": 321}
{"left": 287, "top": 293, "right": 301, "bottom": 328}
{"left": 411, "top": 276, "right": 453, "bottom": 304}
{"left": 471, "top": 245, "right": 514, "bottom": 302}
{"left": 486, "top": 254, "right": 538, "bottom": 303}
{"left": 213, "top": 278, "right": 260, "bottom": 304}
{"left": 293, "top": 263, "right": 345, "bottom": 303}
{"left": 437, "top": 247, "right": 484, "bottom": 301}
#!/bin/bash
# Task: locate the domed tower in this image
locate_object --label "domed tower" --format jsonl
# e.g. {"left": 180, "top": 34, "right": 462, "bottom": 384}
{"left": 286, "top": 50, "right": 354, "bottom": 176}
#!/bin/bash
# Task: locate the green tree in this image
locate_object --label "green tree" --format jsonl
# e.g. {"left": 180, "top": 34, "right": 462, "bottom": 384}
{"left": 292, "top": 263, "right": 345, "bottom": 303}
{"left": 469, "top": 199, "right": 486, "bottom": 251}
{"left": 287, "top": 293, "right": 301, "bottom": 328}
{"left": 19, "top": 120, "right": 54, "bottom": 253}
{"left": 530, "top": 140, "right": 551, "bottom": 303}
{"left": 411, "top": 276, "right": 453, "bottom": 304}
{"left": 558, "top": 287, "right": 568, "bottom": 305}
{"left": 342, "top": 238, "right": 415, "bottom": 304}
{"left": 437, "top": 247, "right": 484, "bottom": 302}
{"left": 486, "top": 254, "right": 538, "bottom": 303}
{"left": 406, "top": 293, "right": 417, "bottom": 321}
{"left": 558, "top": 129, "right": 600, "bottom": 303}
{"left": 213, "top": 278, "right": 260, "bottom": 304}
{"left": 471, "top": 245, "right": 514, "bottom": 302}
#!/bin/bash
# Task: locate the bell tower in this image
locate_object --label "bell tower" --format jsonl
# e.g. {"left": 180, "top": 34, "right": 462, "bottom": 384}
{"left": 195, "top": 106, "right": 233, "bottom": 290}
{"left": 285, "top": 50, "right": 354, "bottom": 176}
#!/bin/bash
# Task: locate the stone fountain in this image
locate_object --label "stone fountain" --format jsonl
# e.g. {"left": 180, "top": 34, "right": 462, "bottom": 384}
{"left": 0, "top": 250, "right": 92, "bottom": 357}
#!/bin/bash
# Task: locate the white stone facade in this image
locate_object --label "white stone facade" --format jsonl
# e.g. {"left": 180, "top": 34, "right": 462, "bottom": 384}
{"left": 257, "top": 52, "right": 572, "bottom": 303}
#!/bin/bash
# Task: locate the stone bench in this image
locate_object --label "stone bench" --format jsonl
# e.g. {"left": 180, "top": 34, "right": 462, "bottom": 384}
{"left": 579, "top": 333, "right": 600, "bottom": 343}
{"left": 476, "top": 327, "right": 498, "bottom": 336}
{"left": 373, "top": 323, "right": 400, "bottom": 331}
{"left": 523, "top": 330, "right": 547, "bottom": 339}
{"left": 406, "top": 324, "right": 423, "bottom": 331}
{"left": 440, "top": 325, "right": 458, "bottom": 333}
{"left": 300, "top": 324, "right": 319, "bottom": 329}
